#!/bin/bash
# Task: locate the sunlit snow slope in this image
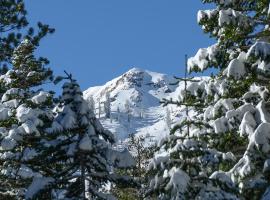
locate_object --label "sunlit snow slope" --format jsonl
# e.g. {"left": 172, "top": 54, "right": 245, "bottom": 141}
{"left": 83, "top": 68, "right": 201, "bottom": 142}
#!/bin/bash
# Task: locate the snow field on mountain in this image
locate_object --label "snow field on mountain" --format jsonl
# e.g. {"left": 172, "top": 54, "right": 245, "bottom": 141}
{"left": 84, "top": 68, "right": 187, "bottom": 142}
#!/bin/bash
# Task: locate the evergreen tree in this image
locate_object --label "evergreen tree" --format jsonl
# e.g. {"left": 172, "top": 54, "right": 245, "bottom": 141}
{"left": 165, "top": 107, "right": 172, "bottom": 130}
{"left": 113, "top": 134, "right": 156, "bottom": 200}
{"left": 127, "top": 134, "right": 155, "bottom": 178}
{"left": 0, "top": 2, "right": 55, "bottom": 198}
{"left": 125, "top": 100, "right": 132, "bottom": 123}
{"left": 187, "top": 0, "right": 270, "bottom": 198}
{"left": 117, "top": 106, "right": 120, "bottom": 122}
{"left": 139, "top": 101, "right": 144, "bottom": 119}
{"left": 104, "top": 91, "right": 111, "bottom": 119}
{"left": 0, "top": 0, "right": 54, "bottom": 70}
{"left": 40, "top": 76, "right": 136, "bottom": 200}
{"left": 148, "top": 0, "right": 270, "bottom": 199}
{"left": 87, "top": 95, "right": 95, "bottom": 114}
{"left": 0, "top": 39, "right": 54, "bottom": 199}
{"left": 146, "top": 57, "right": 237, "bottom": 199}
{"left": 98, "top": 98, "right": 101, "bottom": 119}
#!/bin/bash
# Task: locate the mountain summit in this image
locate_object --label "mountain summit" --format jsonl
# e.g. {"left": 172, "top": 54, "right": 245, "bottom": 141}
{"left": 83, "top": 68, "right": 185, "bottom": 141}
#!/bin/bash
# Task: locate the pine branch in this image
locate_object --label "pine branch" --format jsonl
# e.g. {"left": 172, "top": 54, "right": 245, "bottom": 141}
{"left": 161, "top": 98, "right": 205, "bottom": 107}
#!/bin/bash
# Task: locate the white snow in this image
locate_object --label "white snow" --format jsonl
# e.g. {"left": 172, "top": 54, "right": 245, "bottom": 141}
{"left": 246, "top": 84, "right": 269, "bottom": 101}
{"left": 213, "top": 117, "right": 228, "bottom": 134}
{"left": 164, "top": 167, "right": 190, "bottom": 194}
{"left": 0, "top": 152, "right": 15, "bottom": 160}
{"left": 149, "top": 153, "right": 170, "bottom": 170}
{"left": 79, "top": 134, "right": 93, "bottom": 151}
{"left": 16, "top": 105, "right": 40, "bottom": 123}
{"left": 227, "top": 53, "right": 247, "bottom": 79}
{"left": 31, "top": 91, "right": 50, "bottom": 104}
{"left": 81, "top": 67, "right": 270, "bottom": 197}
{"left": 239, "top": 111, "right": 257, "bottom": 137}
{"left": 263, "top": 159, "right": 270, "bottom": 174}
{"left": 0, "top": 107, "right": 11, "bottom": 120}
{"left": 247, "top": 41, "right": 270, "bottom": 60}
{"left": 83, "top": 68, "right": 184, "bottom": 142}
{"left": 187, "top": 44, "right": 219, "bottom": 72}
{"left": 1, "top": 137, "right": 17, "bottom": 150}
{"left": 4, "top": 99, "right": 20, "bottom": 108}
{"left": 59, "top": 106, "right": 76, "bottom": 129}
{"left": 1, "top": 88, "right": 24, "bottom": 102}
{"left": 226, "top": 104, "right": 255, "bottom": 122}
{"left": 108, "top": 148, "right": 135, "bottom": 168}
{"left": 230, "top": 155, "right": 253, "bottom": 180}
{"left": 8, "top": 128, "right": 23, "bottom": 141}
{"left": 0, "top": 127, "right": 8, "bottom": 137}
{"left": 22, "top": 148, "right": 38, "bottom": 161}
{"left": 222, "top": 152, "right": 236, "bottom": 162}
{"left": 0, "top": 70, "right": 14, "bottom": 85}
{"left": 258, "top": 61, "right": 270, "bottom": 74}
{"left": 22, "top": 121, "right": 40, "bottom": 135}
{"left": 210, "top": 171, "right": 234, "bottom": 188}
{"left": 220, "top": 0, "right": 236, "bottom": 6}
{"left": 46, "top": 121, "right": 63, "bottom": 133}
{"left": 18, "top": 165, "right": 37, "bottom": 179}
{"left": 218, "top": 8, "right": 249, "bottom": 28}
{"left": 67, "top": 143, "right": 77, "bottom": 156}
{"left": 255, "top": 101, "right": 270, "bottom": 123}
{"left": 251, "top": 123, "right": 270, "bottom": 153}
{"left": 26, "top": 177, "right": 54, "bottom": 199}
{"left": 197, "top": 9, "right": 218, "bottom": 24}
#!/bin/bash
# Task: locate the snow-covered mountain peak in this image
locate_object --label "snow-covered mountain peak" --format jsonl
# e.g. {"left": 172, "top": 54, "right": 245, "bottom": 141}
{"left": 125, "top": 67, "right": 144, "bottom": 73}
{"left": 83, "top": 67, "right": 183, "bottom": 141}
{"left": 118, "top": 67, "right": 173, "bottom": 88}
{"left": 84, "top": 68, "right": 176, "bottom": 107}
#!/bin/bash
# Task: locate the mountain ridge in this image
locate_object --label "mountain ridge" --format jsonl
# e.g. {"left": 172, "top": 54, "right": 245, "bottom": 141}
{"left": 83, "top": 67, "right": 203, "bottom": 142}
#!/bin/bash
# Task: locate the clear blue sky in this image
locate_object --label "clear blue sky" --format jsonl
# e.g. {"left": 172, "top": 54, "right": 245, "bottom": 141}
{"left": 24, "top": 0, "right": 214, "bottom": 91}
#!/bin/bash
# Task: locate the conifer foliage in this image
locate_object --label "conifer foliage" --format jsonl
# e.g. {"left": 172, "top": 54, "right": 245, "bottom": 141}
{"left": 0, "top": 0, "right": 54, "bottom": 69}
{"left": 189, "top": 0, "right": 270, "bottom": 199}
{"left": 146, "top": 57, "right": 237, "bottom": 199}
{"left": 0, "top": 1, "right": 136, "bottom": 199}
{"left": 104, "top": 91, "right": 111, "bottom": 119}
{"left": 4, "top": 0, "right": 270, "bottom": 199}
{"left": 147, "top": 0, "right": 270, "bottom": 199}
{"left": 0, "top": 39, "right": 54, "bottom": 199}
{"left": 41, "top": 75, "right": 135, "bottom": 199}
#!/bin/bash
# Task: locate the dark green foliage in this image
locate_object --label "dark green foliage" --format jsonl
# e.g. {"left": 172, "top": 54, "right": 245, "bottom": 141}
{"left": 112, "top": 134, "right": 156, "bottom": 200}
{"left": 0, "top": 1, "right": 55, "bottom": 197}
{"left": 0, "top": 0, "right": 54, "bottom": 69}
